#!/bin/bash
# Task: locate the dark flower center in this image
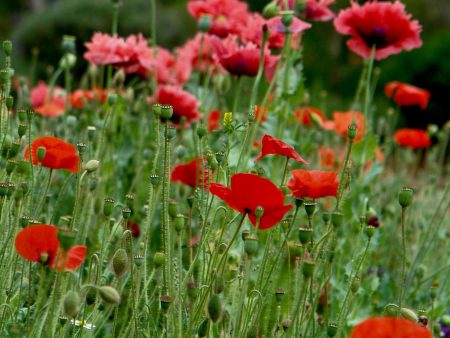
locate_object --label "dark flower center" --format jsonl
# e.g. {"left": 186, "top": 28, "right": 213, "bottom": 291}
{"left": 359, "top": 26, "right": 391, "bottom": 48}
{"left": 243, "top": 207, "right": 252, "bottom": 214}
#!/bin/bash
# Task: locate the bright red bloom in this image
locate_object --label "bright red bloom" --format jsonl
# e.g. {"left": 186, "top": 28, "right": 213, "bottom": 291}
{"left": 15, "top": 225, "right": 87, "bottom": 271}
{"left": 24, "top": 136, "right": 79, "bottom": 173}
{"left": 287, "top": 169, "right": 339, "bottom": 199}
{"left": 334, "top": 1, "right": 422, "bottom": 60}
{"left": 207, "top": 110, "right": 221, "bottom": 132}
{"left": 156, "top": 85, "right": 201, "bottom": 125}
{"left": 209, "top": 173, "right": 292, "bottom": 229}
{"left": 210, "top": 35, "right": 279, "bottom": 77}
{"left": 394, "top": 128, "right": 431, "bottom": 148}
{"left": 385, "top": 81, "right": 430, "bottom": 109}
{"left": 350, "top": 317, "right": 431, "bottom": 338}
{"left": 294, "top": 106, "right": 327, "bottom": 126}
{"left": 332, "top": 111, "right": 365, "bottom": 142}
{"left": 187, "top": 0, "right": 250, "bottom": 38}
{"left": 304, "top": 0, "right": 335, "bottom": 22}
{"left": 319, "top": 147, "right": 336, "bottom": 170}
{"left": 69, "top": 88, "right": 114, "bottom": 109}
{"left": 255, "top": 134, "right": 309, "bottom": 164}
{"left": 171, "top": 157, "right": 211, "bottom": 189}
{"left": 30, "top": 81, "right": 66, "bottom": 117}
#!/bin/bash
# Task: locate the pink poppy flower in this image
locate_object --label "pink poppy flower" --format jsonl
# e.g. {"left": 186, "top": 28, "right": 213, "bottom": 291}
{"left": 304, "top": 0, "right": 335, "bottom": 22}
{"left": 156, "top": 85, "right": 201, "bottom": 125}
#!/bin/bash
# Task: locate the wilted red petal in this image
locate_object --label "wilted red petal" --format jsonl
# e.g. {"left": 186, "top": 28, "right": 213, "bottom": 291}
{"left": 255, "top": 134, "right": 309, "bottom": 164}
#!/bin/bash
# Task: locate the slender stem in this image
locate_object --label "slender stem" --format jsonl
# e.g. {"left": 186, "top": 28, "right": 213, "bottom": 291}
{"left": 398, "top": 207, "right": 407, "bottom": 315}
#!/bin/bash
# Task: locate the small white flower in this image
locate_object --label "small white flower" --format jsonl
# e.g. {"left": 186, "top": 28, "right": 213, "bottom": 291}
{"left": 70, "top": 319, "right": 96, "bottom": 330}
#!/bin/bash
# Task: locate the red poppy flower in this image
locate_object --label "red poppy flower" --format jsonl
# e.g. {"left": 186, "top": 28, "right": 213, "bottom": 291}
{"left": 394, "top": 128, "right": 431, "bottom": 148}
{"left": 255, "top": 134, "right": 309, "bottom": 164}
{"left": 176, "top": 33, "right": 221, "bottom": 74}
{"left": 156, "top": 85, "right": 201, "bottom": 125}
{"left": 266, "top": 16, "right": 311, "bottom": 50}
{"left": 334, "top": 1, "right": 422, "bottom": 60}
{"left": 332, "top": 111, "right": 365, "bottom": 142}
{"left": 24, "top": 136, "right": 80, "bottom": 173}
{"left": 304, "top": 0, "right": 335, "bottom": 22}
{"left": 210, "top": 35, "right": 279, "bottom": 77}
{"left": 30, "top": 81, "right": 66, "bottom": 117}
{"left": 209, "top": 173, "right": 292, "bottom": 229}
{"left": 287, "top": 169, "right": 339, "bottom": 199}
{"left": 207, "top": 110, "right": 221, "bottom": 132}
{"left": 254, "top": 105, "right": 268, "bottom": 123}
{"left": 350, "top": 317, "right": 431, "bottom": 338}
{"left": 319, "top": 147, "right": 336, "bottom": 170}
{"left": 385, "top": 81, "right": 430, "bottom": 109}
{"left": 294, "top": 106, "right": 327, "bottom": 126}
{"left": 171, "top": 157, "right": 211, "bottom": 189}
{"left": 14, "top": 225, "right": 87, "bottom": 271}
{"left": 126, "top": 221, "right": 141, "bottom": 238}
{"left": 70, "top": 89, "right": 94, "bottom": 109}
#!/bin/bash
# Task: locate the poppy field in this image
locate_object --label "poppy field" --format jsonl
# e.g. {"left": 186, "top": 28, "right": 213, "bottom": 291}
{"left": 0, "top": 0, "right": 449, "bottom": 337}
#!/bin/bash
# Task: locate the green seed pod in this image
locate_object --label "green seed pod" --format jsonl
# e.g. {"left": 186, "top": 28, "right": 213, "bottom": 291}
{"left": 122, "top": 207, "right": 131, "bottom": 220}
{"left": 166, "top": 124, "right": 176, "bottom": 139}
{"left": 85, "top": 288, "right": 97, "bottom": 306}
{"left": 244, "top": 235, "right": 259, "bottom": 257}
{"left": 215, "top": 151, "right": 225, "bottom": 164}
{"left": 197, "top": 318, "right": 209, "bottom": 337}
{"left": 302, "top": 260, "right": 315, "bottom": 278}
{"left": 246, "top": 325, "right": 258, "bottom": 338}
{"left": 103, "top": 198, "right": 115, "bottom": 217}
{"left": 331, "top": 211, "right": 343, "bottom": 228}
{"left": 17, "top": 124, "right": 27, "bottom": 138}
{"left": 77, "top": 143, "right": 87, "bottom": 156}
{"left": 282, "top": 319, "right": 292, "bottom": 331}
{"left": 281, "top": 11, "right": 294, "bottom": 27}
{"left": 99, "top": 286, "right": 121, "bottom": 304}
{"left": 152, "top": 103, "right": 161, "bottom": 117}
{"left": 154, "top": 252, "right": 165, "bottom": 268}
{"left": 275, "top": 288, "right": 285, "bottom": 304}
{"left": 18, "top": 109, "right": 27, "bottom": 122}
{"left": 187, "top": 281, "right": 199, "bottom": 299}
{"left": 87, "top": 126, "right": 96, "bottom": 140}
{"left": 174, "top": 214, "right": 185, "bottom": 232}
{"left": 207, "top": 294, "right": 222, "bottom": 323}
{"left": 304, "top": 202, "right": 316, "bottom": 217}
{"left": 398, "top": 187, "right": 413, "bottom": 208}
{"left": 168, "top": 200, "right": 179, "bottom": 219}
{"left": 57, "top": 228, "right": 77, "bottom": 251}
{"left": 19, "top": 215, "right": 30, "bottom": 228}
{"left": 327, "top": 323, "right": 338, "bottom": 337}
{"left": 150, "top": 174, "right": 160, "bottom": 186}
{"left": 160, "top": 105, "right": 173, "bottom": 120}
{"left": 3, "top": 40, "right": 12, "bottom": 56}
{"left": 134, "top": 255, "right": 144, "bottom": 267}
{"left": 351, "top": 276, "right": 360, "bottom": 293}
{"left": 66, "top": 115, "right": 77, "bottom": 128}
{"left": 366, "top": 225, "right": 376, "bottom": 239}
{"left": 160, "top": 295, "right": 171, "bottom": 312}
{"left": 400, "top": 307, "right": 418, "bottom": 322}
{"left": 213, "top": 275, "right": 225, "bottom": 294}
{"left": 322, "top": 212, "right": 331, "bottom": 223}
{"left": 196, "top": 124, "right": 207, "bottom": 138}
{"left": 298, "top": 227, "right": 313, "bottom": 244}
{"left": 107, "top": 93, "right": 118, "bottom": 106}
{"left": 197, "top": 15, "right": 212, "bottom": 33}
{"left": 347, "top": 123, "right": 358, "bottom": 140}
{"left": 111, "top": 248, "right": 129, "bottom": 277}
{"left": 63, "top": 291, "right": 80, "bottom": 318}
{"left": 9, "top": 140, "right": 21, "bottom": 158}
{"left": 6, "top": 160, "right": 16, "bottom": 174}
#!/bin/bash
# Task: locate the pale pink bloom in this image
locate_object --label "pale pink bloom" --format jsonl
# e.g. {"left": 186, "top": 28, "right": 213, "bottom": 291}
{"left": 305, "top": 0, "right": 335, "bottom": 22}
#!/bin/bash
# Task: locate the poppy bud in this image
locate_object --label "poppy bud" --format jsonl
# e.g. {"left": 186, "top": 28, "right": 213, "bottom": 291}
{"left": 304, "top": 202, "right": 316, "bottom": 217}
{"left": 366, "top": 225, "right": 376, "bottom": 238}
{"left": 122, "top": 207, "right": 131, "bottom": 220}
{"left": 112, "top": 69, "right": 126, "bottom": 85}
{"left": 187, "top": 281, "right": 199, "bottom": 299}
{"left": 160, "top": 295, "right": 172, "bottom": 312}
{"left": 400, "top": 307, "right": 418, "bottom": 322}
{"left": 125, "top": 193, "right": 135, "bottom": 208}
{"left": 174, "top": 214, "right": 185, "bottom": 232}
{"left": 213, "top": 275, "right": 225, "bottom": 294}
{"left": 6, "top": 96, "right": 13, "bottom": 110}
{"left": 197, "top": 124, "right": 207, "bottom": 138}
{"left": 187, "top": 195, "right": 194, "bottom": 208}
{"left": 66, "top": 115, "right": 77, "bottom": 129}
{"left": 57, "top": 227, "right": 77, "bottom": 250}
{"left": 61, "top": 35, "right": 76, "bottom": 54}
{"left": 430, "top": 281, "right": 439, "bottom": 299}
{"left": 282, "top": 319, "right": 292, "bottom": 331}
{"left": 85, "top": 160, "right": 99, "bottom": 173}
{"left": 63, "top": 291, "right": 80, "bottom": 318}
{"left": 111, "top": 248, "right": 129, "bottom": 277}
{"left": 3, "top": 40, "right": 12, "bottom": 56}
{"left": 168, "top": 200, "right": 179, "bottom": 218}
{"left": 99, "top": 286, "right": 121, "bottom": 304}
{"left": 85, "top": 288, "right": 97, "bottom": 305}
{"left": 298, "top": 227, "right": 313, "bottom": 244}
{"left": 207, "top": 153, "right": 218, "bottom": 170}
{"left": 347, "top": 123, "right": 358, "bottom": 140}
{"left": 327, "top": 323, "right": 338, "bottom": 337}
{"left": 280, "top": 218, "right": 290, "bottom": 230}
{"left": 275, "top": 288, "right": 285, "bottom": 304}
{"left": 154, "top": 252, "right": 165, "bottom": 268}
{"left": 103, "top": 198, "right": 115, "bottom": 217}
{"left": 160, "top": 105, "right": 173, "bottom": 120}
{"left": 59, "top": 53, "right": 76, "bottom": 69}
{"left": 302, "top": 260, "right": 315, "bottom": 278}
{"left": 351, "top": 276, "right": 360, "bottom": 293}
{"left": 398, "top": 187, "right": 413, "bottom": 208}
{"left": 281, "top": 11, "right": 294, "bottom": 27}
{"left": 263, "top": 2, "right": 280, "bottom": 19}
{"left": 107, "top": 93, "right": 118, "bottom": 106}
{"left": 244, "top": 235, "right": 259, "bottom": 257}
{"left": 331, "top": 211, "right": 343, "bottom": 228}
{"left": 441, "top": 314, "right": 450, "bottom": 327}
{"left": 198, "top": 318, "right": 209, "bottom": 337}
{"left": 37, "top": 146, "right": 46, "bottom": 162}
{"left": 207, "top": 294, "right": 223, "bottom": 323}
{"left": 198, "top": 15, "right": 212, "bottom": 32}
{"left": 150, "top": 174, "right": 160, "bottom": 186}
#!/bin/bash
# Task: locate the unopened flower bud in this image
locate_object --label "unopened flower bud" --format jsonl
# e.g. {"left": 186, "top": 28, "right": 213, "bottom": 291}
{"left": 347, "top": 123, "right": 358, "bottom": 140}
{"left": 400, "top": 307, "right": 418, "bottom": 322}
{"left": 154, "top": 252, "right": 165, "bottom": 267}
{"left": 59, "top": 53, "right": 76, "bottom": 69}
{"left": 213, "top": 275, "right": 225, "bottom": 294}
{"left": 198, "top": 15, "right": 212, "bottom": 32}
{"left": 85, "top": 159, "right": 99, "bottom": 173}
{"left": 187, "top": 281, "right": 199, "bottom": 299}
{"left": 198, "top": 318, "right": 209, "bottom": 337}
{"left": 112, "top": 69, "right": 126, "bottom": 85}
{"left": 107, "top": 93, "right": 118, "bottom": 106}
{"left": 174, "top": 214, "right": 185, "bottom": 232}
{"left": 207, "top": 294, "right": 223, "bottom": 322}
{"left": 99, "top": 286, "right": 121, "bottom": 304}
{"left": 263, "top": 2, "right": 280, "bottom": 19}
{"left": 63, "top": 291, "right": 80, "bottom": 318}
{"left": 111, "top": 248, "right": 129, "bottom": 277}
{"left": 351, "top": 276, "right": 360, "bottom": 293}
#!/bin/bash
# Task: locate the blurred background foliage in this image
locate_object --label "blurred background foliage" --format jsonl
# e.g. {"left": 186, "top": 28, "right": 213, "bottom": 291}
{"left": 1, "top": 0, "right": 449, "bottom": 126}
